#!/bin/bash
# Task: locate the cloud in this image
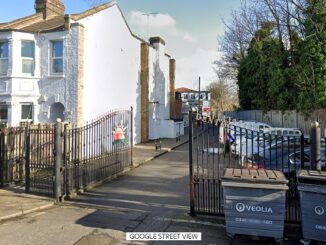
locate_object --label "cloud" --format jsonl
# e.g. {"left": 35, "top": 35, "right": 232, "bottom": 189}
{"left": 128, "top": 10, "right": 196, "bottom": 43}
{"left": 129, "top": 11, "right": 176, "bottom": 30}
{"left": 181, "top": 32, "right": 197, "bottom": 43}
{"left": 176, "top": 49, "right": 221, "bottom": 89}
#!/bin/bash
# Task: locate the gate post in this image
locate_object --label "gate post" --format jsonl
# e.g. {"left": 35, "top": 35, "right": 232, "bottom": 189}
{"left": 189, "top": 109, "right": 195, "bottom": 216}
{"left": 310, "top": 121, "right": 321, "bottom": 171}
{"left": 25, "top": 127, "right": 30, "bottom": 193}
{"left": 130, "top": 106, "right": 133, "bottom": 167}
{"left": 55, "top": 119, "right": 63, "bottom": 202}
{"left": 0, "top": 130, "right": 3, "bottom": 187}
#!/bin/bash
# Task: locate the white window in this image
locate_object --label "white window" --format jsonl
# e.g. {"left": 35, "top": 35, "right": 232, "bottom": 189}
{"left": 21, "top": 103, "right": 33, "bottom": 121}
{"left": 51, "top": 40, "right": 63, "bottom": 74}
{"left": 0, "top": 41, "right": 8, "bottom": 75}
{"left": 21, "top": 40, "right": 35, "bottom": 74}
{"left": 0, "top": 104, "right": 8, "bottom": 121}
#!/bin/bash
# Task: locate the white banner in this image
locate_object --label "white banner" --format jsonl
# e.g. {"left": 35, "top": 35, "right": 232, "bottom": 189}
{"left": 126, "top": 232, "right": 202, "bottom": 241}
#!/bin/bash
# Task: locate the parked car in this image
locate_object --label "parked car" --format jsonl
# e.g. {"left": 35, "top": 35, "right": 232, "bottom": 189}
{"left": 248, "top": 140, "right": 298, "bottom": 168}
{"left": 221, "top": 121, "right": 271, "bottom": 144}
{"left": 288, "top": 148, "right": 326, "bottom": 170}
{"left": 233, "top": 128, "right": 303, "bottom": 165}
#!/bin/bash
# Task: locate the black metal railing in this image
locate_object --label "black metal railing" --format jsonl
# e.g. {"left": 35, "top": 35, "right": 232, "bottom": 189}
{"left": 63, "top": 109, "right": 132, "bottom": 197}
{"left": 28, "top": 125, "right": 55, "bottom": 195}
{"left": 0, "top": 109, "right": 133, "bottom": 198}
{"left": 189, "top": 111, "right": 326, "bottom": 223}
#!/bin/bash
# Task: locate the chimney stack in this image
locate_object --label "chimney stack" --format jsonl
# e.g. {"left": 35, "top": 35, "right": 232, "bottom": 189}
{"left": 35, "top": 0, "right": 65, "bottom": 19}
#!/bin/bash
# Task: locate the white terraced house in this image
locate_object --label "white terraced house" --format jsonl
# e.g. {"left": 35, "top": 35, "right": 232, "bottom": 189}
{"left": 0, "top": 0, "right": 183, "bottom": 144}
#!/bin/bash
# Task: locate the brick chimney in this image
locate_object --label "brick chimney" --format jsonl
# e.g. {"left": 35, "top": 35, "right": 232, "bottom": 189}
{"left": 35, "top": 0, "right": 65, "bottom": 19}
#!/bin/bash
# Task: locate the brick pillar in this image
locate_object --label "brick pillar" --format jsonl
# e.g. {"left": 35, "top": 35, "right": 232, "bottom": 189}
{"left": 169, "top": 59, "right": 176, "bottom": 119}
{"left": 140, "top": 43, "right": 149, "bottom": 142}
{"left": 76, "top": 24, "right": 84, "bottom": 127}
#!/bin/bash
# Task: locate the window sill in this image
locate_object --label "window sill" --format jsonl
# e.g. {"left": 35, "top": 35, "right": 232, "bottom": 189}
{"left": 47, "top": 74, "right": 65, "bottom": 78}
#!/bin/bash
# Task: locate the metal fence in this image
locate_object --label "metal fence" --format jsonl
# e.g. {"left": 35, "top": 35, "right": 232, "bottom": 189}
{"left": 189, "top": 111, "right": 326, "bottom": 223}
{"left": 28, "top": 125, "right": 55, "bottom": 195}
{"left": 0, "top": 109, "right": 133, "bottom": 198}
{"left": 63, "top": 109, "right": 133, "bottom": 197}
{"left": 224, "top": 109, "right": 326, "bottom": 137}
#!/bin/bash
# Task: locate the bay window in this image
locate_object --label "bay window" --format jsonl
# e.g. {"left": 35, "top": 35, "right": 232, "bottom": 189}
{"left": 21, "top": 40, "right": 35, "bottom": 74}
{"left": 0, "top": 104, "right": 8, "bottom": 121}
{"left": 0, "top": 41, "right": 8, "bottom": 75}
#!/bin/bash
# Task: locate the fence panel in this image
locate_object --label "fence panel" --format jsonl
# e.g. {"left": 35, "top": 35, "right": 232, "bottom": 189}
{"left": 0, "top": 127, "right": 26, "bottom": 187}
{"left": 28, "top": 125, "right": 55, "bottom": 196}
{"left": 225, "top": 110, "right": 326, "bottom": 137}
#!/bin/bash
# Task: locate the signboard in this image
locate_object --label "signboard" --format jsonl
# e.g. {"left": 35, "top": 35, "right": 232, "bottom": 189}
{"left": 202, "top": 100, "right": 211, "bottom": 114}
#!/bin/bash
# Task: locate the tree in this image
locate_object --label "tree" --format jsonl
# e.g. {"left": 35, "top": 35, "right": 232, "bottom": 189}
{"left": 238, "top": 22, "right": 288, "bottom": 110}
{"left": 296, "top": 0, "right": 326, "bottom": 111}
{"left": 207, "top": 80, "right": 238, "bottom": 114}
{"left": 218, "top": 0, "right": 324, "bottom": 112}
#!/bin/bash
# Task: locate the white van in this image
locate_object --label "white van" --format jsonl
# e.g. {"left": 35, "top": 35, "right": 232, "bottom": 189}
{"left": 262, "top": 127, "right": 302, "bottom": 137}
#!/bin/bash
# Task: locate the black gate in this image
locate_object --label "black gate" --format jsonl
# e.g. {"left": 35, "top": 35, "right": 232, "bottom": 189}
{"left": 0, "top": 125, "right": 55, "bottom": 195}
{"left": 0, "top": 109, "right": 133, "bottom": 198}
{"left": 188, "top": 110, "right": 325, "bottom": 223}
{"left": 63, "top": 109, "right": 133, "bottom": 197}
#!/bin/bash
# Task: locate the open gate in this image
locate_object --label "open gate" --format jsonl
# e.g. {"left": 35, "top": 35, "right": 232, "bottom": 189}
{"left": 188, "top": 110, "right": 313, "bottom": 223}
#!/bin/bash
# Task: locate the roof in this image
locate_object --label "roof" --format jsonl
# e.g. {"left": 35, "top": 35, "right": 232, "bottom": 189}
{"left": 0, "top": 13, "right": 45, "bottom": 32}
{"left": 70, "top": 1, "right": 116, "bottom": 21}
{"left": 0, "top": 1, "right": 117, "bottom": 33}
{"left": 175, "top": 87, "right": 196, "bottom": 93}
{"left": 20, "top": 16, "right": 66, "bottom": 32}
{"left": 0, "top": 1, "right": 173, "bottom": 58}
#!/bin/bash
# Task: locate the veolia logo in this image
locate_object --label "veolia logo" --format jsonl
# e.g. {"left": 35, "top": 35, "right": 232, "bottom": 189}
{"left": 315, "top": 206, "right": 325, "bottom": 216}
{"left": 235, "top": 203, "right": 246, "bottom": 212}
{"left": 235, "top": 202, "right": 273, "bottom": 213}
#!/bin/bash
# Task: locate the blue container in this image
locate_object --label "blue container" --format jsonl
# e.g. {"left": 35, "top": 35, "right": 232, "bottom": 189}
{"left": 298, "top": 170, "right": 326, "bottom": 243}
{"left": 222, "top": 168, "right": 288, "bottom": 240}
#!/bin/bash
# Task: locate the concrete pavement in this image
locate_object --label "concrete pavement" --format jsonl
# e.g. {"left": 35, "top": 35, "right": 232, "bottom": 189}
{"left": 0, "top": 187, "right": 54, "bottom": 222}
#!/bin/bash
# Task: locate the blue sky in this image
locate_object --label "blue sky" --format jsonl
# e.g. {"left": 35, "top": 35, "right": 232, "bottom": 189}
{"left": 0, "top": 0, "right": 242, "bottom": 89}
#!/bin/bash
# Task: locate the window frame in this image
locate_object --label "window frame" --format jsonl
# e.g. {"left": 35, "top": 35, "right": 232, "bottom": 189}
{"left": 50, "top": 40, "right": 64, "bottom": 74}
{"left": 21, "top": 103, "right": 33, "bottom": 121}
{"left": 21, "top": 40, "right": 35, "bottom": 75}
{"left": 0, "top": 103, "right": 8, "bottom": 121}
{"left": 0, "top": 40, "right": 9, "bottom": 75}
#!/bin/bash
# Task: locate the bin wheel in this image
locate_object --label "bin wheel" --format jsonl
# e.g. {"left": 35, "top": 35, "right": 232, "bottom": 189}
{"left": 299, "top": 239, "right": 311, "bottom": 245}
{"left": 227, "top": 233, "right": 235, "bottom": 245}
{"left": 273, "top": 238, "right": 283, "bottom": 245}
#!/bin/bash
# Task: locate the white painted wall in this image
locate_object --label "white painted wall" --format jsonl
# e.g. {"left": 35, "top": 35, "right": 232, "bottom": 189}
{"left": 148, "top": 41, "right": 183, "bottom": 140}
{"left": 79, "top": 5, "right": 144, "bottom": 144}
{"left": 37, "top": 29, "right": 79, "bottom": 124}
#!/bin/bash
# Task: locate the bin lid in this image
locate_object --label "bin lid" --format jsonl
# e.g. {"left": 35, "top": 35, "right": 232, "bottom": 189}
{"left": 222, "top": 168, "right": 288, "bottom": 185}
{"left": 297, "top": 170, "right": 326, "bottom": 186}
